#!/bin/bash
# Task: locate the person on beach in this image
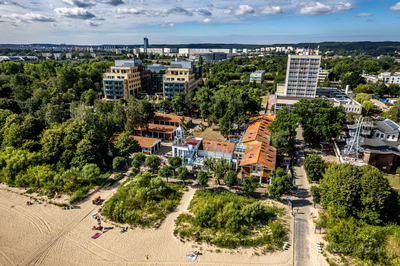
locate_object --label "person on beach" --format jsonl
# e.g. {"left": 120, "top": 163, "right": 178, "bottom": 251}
{"left": 187, "top": 251, "right": 199, "bottom": 257}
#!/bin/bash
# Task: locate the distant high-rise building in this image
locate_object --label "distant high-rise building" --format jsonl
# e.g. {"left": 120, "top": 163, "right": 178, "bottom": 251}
{"left": 144, "top": 37, "right": 149, "bottom": 50}
{"left": 284, "top": 50, "right": 321, "bottom": 98}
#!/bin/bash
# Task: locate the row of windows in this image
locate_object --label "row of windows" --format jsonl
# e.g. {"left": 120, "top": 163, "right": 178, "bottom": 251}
{"left": 375, "top": 132, "right": 397, "bottom": 140}
{"left": 166, "top": 77, "right": 186, "bottom": 81}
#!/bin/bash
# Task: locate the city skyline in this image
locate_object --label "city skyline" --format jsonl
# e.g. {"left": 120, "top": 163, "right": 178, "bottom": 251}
{"left": 0, "top": 0, "right": 399, "bottom": 45}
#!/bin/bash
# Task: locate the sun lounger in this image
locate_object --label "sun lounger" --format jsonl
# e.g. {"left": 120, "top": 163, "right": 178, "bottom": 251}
{"left": 188, "top": 252, "right": 198, "bottom": 261}
{"left": 92, "top": 233, "right": 101, "bottom": 239}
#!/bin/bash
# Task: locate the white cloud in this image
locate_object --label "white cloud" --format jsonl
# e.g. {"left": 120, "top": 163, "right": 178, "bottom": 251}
{"left": 261, "top": 6, "right": 283, "bottom": 15}
{"left": 2, "top": 13, "right": 55, "bottom": 24}
{"left": 169, "top": 22, "right": 174, "bottom": 27}
{"left": 356, "top": 13, "right": 372, "bottom": 17}
{"left": 235, "top": 5, "right": 254, "bottom": 15}
{"left": 55, "top": 7, "right": 96, "bottom": 19}
{"left": 224, "top": 6, "right": 233, "bottom": 14}
{"left": 366, "top": 18, "right": 373, "bottom": 22}
{"left": 204, "top": 18, "right": 211, "bottom": 23}
{"left": 117, "top": 8, "right": 142, "bottom": 14}
{"left": 63, "top": 0, "right": 96, "bottom": 8}
{"left": 335, "top": 2, "right": 357, "bottom": 12}
{"left": 390, "top": 2, "right": 400, "bottom": 11}
{"left": 298, "top": 2, "right": 332, "bottom": 15}
{"left": 86, "top": 20, "right": 101, "bottom": 26}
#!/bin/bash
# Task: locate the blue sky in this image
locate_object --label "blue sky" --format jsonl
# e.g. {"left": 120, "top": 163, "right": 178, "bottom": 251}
{"left": 0, "top": 0, "right": 399, "bottom": 45}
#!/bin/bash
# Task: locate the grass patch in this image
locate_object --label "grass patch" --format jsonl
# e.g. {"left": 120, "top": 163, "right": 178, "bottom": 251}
{"left": 385, "top": 175, "right": 400, "bottom": 190}
{"left": 174, "top": 188, "right": 286, "bottom": 249}
{"left": 101, "top": 172, "right": 186, "bottom": 227}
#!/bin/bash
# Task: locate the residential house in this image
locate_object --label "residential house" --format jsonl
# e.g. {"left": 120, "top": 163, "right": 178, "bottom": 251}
{"left": 109, "top": 134, "right": 162, "bottom": 154}
{"left": 151, "top": 113, "right": 192, "bottom": 127}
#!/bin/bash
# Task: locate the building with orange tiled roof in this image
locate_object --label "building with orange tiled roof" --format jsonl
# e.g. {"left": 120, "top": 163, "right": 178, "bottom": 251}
{"left": 109, "top": 134, "right": 162, "bottom": 154}
{"left": 152, "top": 113, "right": 192, "bottom": 127}
{"left": 137, "top": 124, "right": 177, "bottom": 140}
{"left": 241, "top": 115, "right": 275, "bottom": 146}
{"left": 198, "top": 140, "right": 235, "bottom": 159}
{"left": 238, "top": 115, "right": 277, "bottom": 184}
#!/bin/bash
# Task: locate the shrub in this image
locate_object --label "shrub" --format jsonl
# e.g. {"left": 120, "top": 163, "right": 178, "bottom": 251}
{"left": 113, "top": 156, "right": 125, "bottom": 171}
{"left": 174, "top": 189, "right": 285, "bottom": 249}
{"left": 101, "top": 172, "right": 185, "bottom": 227}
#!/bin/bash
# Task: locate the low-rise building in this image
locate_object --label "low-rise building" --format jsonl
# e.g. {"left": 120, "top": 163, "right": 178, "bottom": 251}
{"left": 274, "top": 87, "right": 362, "bottom": 114}
{"left": 151, "top": 114, "right": 192, "bottom": 127}
{"left": 250, "top": 70, "right": 266, "bottom": 84}
{"left": 109, "top": 134, "right": 162, "bottom": 154}
{"left": 102, "top": 60, "right": 151, "bottom": 101}
{"left": 66, "top": 53, "right": 72, "bottom": 59}
{"left": 239, "top": 142, "right": 277, "bottom": 184}
{"left": 137, "top": 124, "right": 177, "bottom": 140}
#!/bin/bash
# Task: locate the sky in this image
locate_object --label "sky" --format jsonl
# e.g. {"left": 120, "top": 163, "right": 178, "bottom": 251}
{"left": 0, "top": 0, "right": 399, "bottom": 45}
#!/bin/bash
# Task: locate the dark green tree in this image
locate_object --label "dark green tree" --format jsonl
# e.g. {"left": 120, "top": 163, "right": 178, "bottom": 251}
{"left": 243, "top": 176, "right": 259, "bottom": 196}
{"left": 304, "top": 153, "right": 326, "bottom": 182}
{"left": 113, "top": 156, "right": 126, "bottom": 171}
{"left": 113, "top": 132, "right": 141, "bottom": 157}
{"left": 293, "top": 98, "right": 346, "bottom": 144}
{"left": 177, "top": 166, "right": 189, "bottom": 184}
{"left": 168, "top": 156, "right": 182, "bottom": 176}
{"left": 159, "top": 165, "right": 172, "bottom": 183}
{"left": 84, "top": 89, "right": 96, "bottom": 105}
{"left": 197, "top": 171, "right": 209, "bottom": 188}
{"left": 223, "top": 170, "right": 238, "bottom": 191}
{"left": 269, "top": 168, "right": 290, "bottom": 200}
{"left": 145, "top": 155, "right": 161, "bottom": 173}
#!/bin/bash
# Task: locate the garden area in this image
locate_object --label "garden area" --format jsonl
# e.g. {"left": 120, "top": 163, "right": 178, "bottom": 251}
{"left": 173, "top": 189, "right": 287, "bottom": 249}
{"left": 100, "top": 172, "right": 187, "bottom": 227}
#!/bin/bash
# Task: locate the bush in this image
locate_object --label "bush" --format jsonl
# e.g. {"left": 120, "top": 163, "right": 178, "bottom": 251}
{"left": 174, "top": 189, "right": 285, "bottom": 249}
{"left": 310, "top": 186, "right": 321, "bottom": 204}
{"left": 101, "top": 172, "right": 186, "bottom": 227}
{"left": 113, "top": 156, "right": 125, "bottom": 171}
{"left": 69, "top": 189, "right": 85, "bottom": 204}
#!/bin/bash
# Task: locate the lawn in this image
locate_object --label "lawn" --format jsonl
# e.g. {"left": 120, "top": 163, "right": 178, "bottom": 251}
{"left": 101, "top": 172, "right": 187, "bottom": 227}
{"left": 192, "top": 126, "right": 226, "bottom": 141}
{"left": 385, "top": 175, "right": 400, "bottom": 190}
{"left": 173, "top": 189, "right": 287, "bottom": 249}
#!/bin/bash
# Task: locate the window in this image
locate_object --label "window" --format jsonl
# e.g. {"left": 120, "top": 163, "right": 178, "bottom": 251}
{"left": 252, "top": 166, "right": 256, "bottom": 172}
{"left": 257, "top": 166, "right": 261, "bottom": 173}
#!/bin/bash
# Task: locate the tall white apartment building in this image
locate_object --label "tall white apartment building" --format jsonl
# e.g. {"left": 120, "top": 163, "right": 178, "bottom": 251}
{"left": 284, "top": 54, "right": 321, "bottom": 97}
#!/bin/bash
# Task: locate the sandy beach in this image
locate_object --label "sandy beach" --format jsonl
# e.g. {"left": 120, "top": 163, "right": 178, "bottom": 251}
{"left": 0, "top": 178, "right": 295, "bottom": 266}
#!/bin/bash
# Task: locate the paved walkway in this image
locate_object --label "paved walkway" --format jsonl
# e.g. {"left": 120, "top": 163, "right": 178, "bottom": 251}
{"left": 293, "top": 127, "right": 312, "bottom": 266}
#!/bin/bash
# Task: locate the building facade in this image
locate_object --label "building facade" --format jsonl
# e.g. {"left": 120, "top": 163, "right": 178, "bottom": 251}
{"left": 284, "top": 54, "right": 321, "bottom": 97}
{"left": 163, "top": 62, "right": 202, "bottom": 99}
{"left": 102, "top": 60, "right": 151, "bottom": 101}
{"left": 250, "top": 70, "right": 266, "bottom": 84}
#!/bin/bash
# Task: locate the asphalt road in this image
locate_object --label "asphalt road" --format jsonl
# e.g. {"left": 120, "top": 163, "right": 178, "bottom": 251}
{"left": 293, "top": 127, "right": 312, "bottom": 266}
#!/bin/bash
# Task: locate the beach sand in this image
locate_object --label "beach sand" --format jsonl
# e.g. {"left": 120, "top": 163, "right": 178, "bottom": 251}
{"left": 0, "top": 180, "right": 294, "bottom": 266}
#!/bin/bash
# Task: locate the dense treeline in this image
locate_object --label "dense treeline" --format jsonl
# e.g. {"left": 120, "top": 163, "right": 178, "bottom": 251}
{"left": 312, "top": 162, "right": 400, "bottom": 264}
{"left": 0, "top": 60, "right": 156, "bottom": 200}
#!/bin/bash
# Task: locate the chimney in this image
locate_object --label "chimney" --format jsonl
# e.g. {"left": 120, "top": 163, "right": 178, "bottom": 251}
{"left": 345, "top": 85, "right": 349, "bottom": 95}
